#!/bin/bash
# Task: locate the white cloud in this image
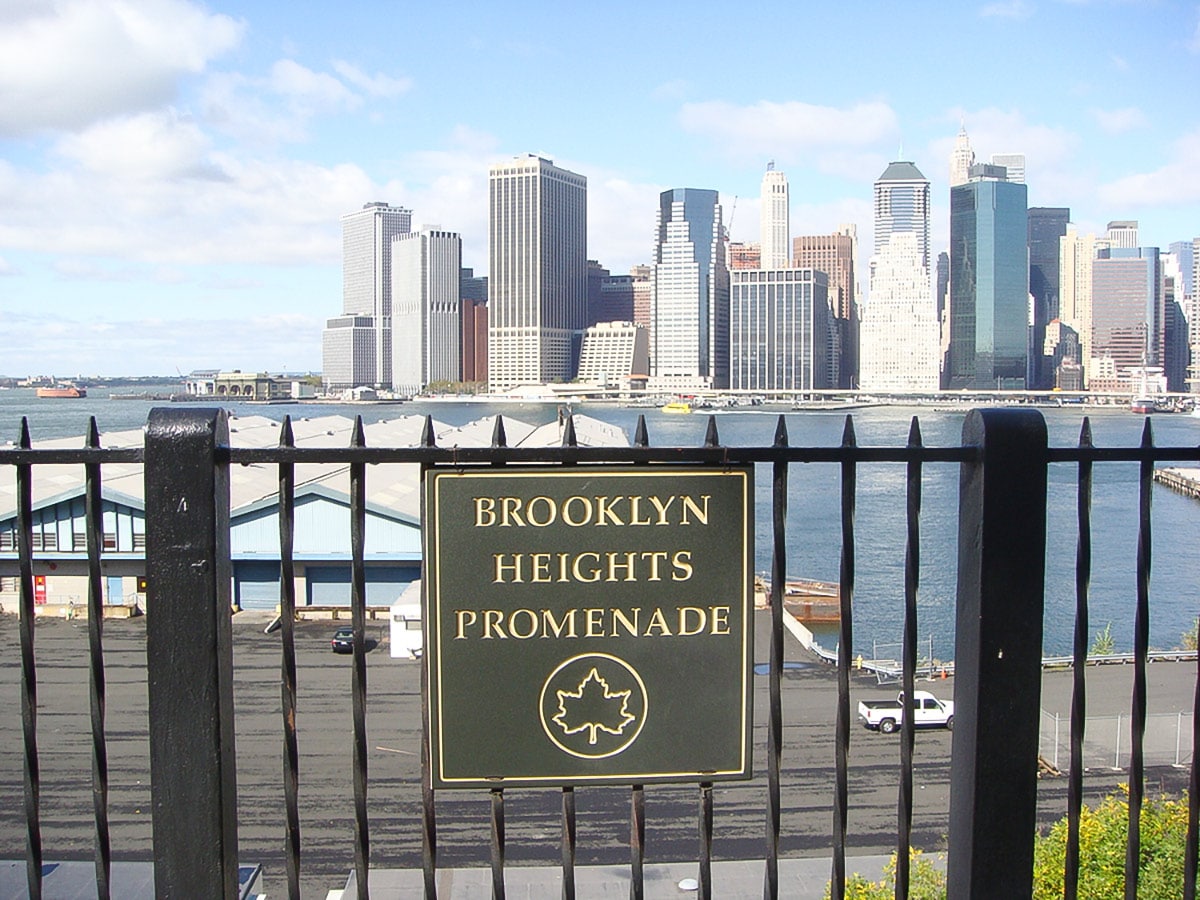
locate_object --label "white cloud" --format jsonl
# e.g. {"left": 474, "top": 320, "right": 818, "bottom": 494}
{"left": 331, "top": 61, "right": 412, "bottom": 98}
{"left": 979, "top": 1, "right": 1034, "bottom": 19}
{"left": 677, "top": 99, "right": 899, "bottom": 179}
{"left": 0, "top": 0, "right": 243, "bottom": 135}
{"left": 0, "top": 110, "right": 384, "bottom": 268}
{"left": 1098, "top": 129, "right": 1200, "bottom": 207}
{"left": 270, "top": 59, "right": 358, "bottom": 108}
{"left": 0, "top": 256, "right": 17, "bottom": 276}
{"left": 1090, "top": 106, "right": 1147, "bottom": 134}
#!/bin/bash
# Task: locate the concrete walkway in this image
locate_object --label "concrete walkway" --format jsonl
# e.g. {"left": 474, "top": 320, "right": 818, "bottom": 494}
{"left": 335, "top": 856, "right": 895, "bottom": 899}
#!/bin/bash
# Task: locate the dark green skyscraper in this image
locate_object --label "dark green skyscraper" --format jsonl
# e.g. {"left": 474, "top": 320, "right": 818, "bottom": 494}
{"left": 946, "top": 165, "right": 1029, "bottom": 390}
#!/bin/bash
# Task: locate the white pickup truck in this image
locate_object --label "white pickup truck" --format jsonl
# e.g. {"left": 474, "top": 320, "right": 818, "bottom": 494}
{"left": 857, "top": 690, "right": 954, "bottom": 733}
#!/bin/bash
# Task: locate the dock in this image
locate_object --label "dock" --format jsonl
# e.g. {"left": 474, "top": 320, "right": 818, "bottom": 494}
{"left": 1154, "top": 467, "right": 1200, "bottom": 500}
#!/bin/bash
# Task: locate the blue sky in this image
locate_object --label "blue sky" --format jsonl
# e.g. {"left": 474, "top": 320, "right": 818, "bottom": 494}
{"left": 1, "top": 0, "right": 1198, "bottom": 377}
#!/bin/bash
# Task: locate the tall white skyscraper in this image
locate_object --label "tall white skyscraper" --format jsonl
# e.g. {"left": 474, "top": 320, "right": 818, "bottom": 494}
{"left": 487, "top": 155, "right": 588, "bottom": 391}
{"left": 949, "top": 124, "right": 975, "bottom": 188}
{"left": 650, "top": 188, "right": 729, "bottom": 390}
{"left": 323, "top": 201, "right": 412, "bottom": 389}
{"left": 859, "top": 233, "right": 940, "bottom": 391}
{"left": 990, "top": 153, "right": 1026, "bottom": 184}
{"left": 863, "top": 160, "right": 935, "bottom": 392}
{"left": 391, "top": 228, "right": 462, "bottom": 396}
{"left": 873, "top": 161, "right": 931, "bottom": 271}
{"left": 1059, "top": 226, "right": 1109, "bottom": 382}
{"left": 759, "top": 163, "right": 790, "bottom": 270}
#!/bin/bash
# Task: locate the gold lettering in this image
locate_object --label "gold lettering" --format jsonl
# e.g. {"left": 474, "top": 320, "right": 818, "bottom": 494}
{"left": 500, "top": 496, "right": 526, "bottom": 527}
{"left": 493, "top": 553, "right": 524, "bottom": 583}
{"left": 648, "top": 495, "right": 676, "bottom": 524}
{"left": 628, "top": 495, "right": 652, "bottom": 525}
{"left": 508, "top": 608, "right": 538, "bottom": 639}
{"left": 680, "top": 494, "right": 710, "bottom": 525}
{"left": 481, "top": 609, "right": 507, "bottom": 639}
{"left": 671, "top": 550, "right": 693, "bottom": 581}
{"left": 644, "top": 607, "right": 672, "bottom": 636}
{"left": 557, "top": 552, "right": 570, "bottom": 583}
{"left": 710, "top": 606, "right": 731, "bottom": 635}
{"left": 530, "top": 552, "right": 552, "bottom": 583}
{"left": 541, "top": 608, "right": 577, "bottom": 638}
{"left": 610, "top": 607, "right": 640, "bottom": 636}
{"left": 594, "top": 495, "right": 625, "bottom": 526}
{"left": 473, "top": 497, "right": 497, "bottom": 527}
{"left": 678, "top": 606, "right": 706, "bottom": 636}
{"left": 454, "top": 609, "right": 477, "bottom": 639}
{"left": 525, "top": 496, "right": 556, "bottom": 527}
{"left": 571, "top": 552, "right": 601, "bottom": 583}
{"left": 640, "top": 551, "right": 668, "bottom": 580}
{"left": 606, "top": 551, "right": 637, "bottom": 582}
{"left": 562, "top": 495, "right": 593, "bottom": 526}
{"left": 585, "top": 607, "right": 605, "bottom": 637}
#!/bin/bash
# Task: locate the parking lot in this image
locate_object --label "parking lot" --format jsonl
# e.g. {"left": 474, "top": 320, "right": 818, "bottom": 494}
{"left": 0, "top": 610, "right": 1191, "bottom": 895}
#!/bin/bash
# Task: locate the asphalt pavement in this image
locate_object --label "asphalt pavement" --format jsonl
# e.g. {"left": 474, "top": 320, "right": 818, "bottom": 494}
{"left": 0, "top": 610, "right": 1192, "bottom": 897}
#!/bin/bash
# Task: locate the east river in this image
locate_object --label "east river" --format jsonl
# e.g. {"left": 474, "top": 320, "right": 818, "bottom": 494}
{"left": 3, "top": 385, "right": 1198, "bottom": 658}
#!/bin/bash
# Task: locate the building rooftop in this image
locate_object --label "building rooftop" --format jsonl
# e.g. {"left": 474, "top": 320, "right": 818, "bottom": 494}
{"left": 876, "top": 161, "right": 927, "bottom": 182}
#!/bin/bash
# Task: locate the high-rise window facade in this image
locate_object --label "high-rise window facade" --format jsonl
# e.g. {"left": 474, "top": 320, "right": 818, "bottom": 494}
{"left": 487, "top": 155, "right": 587, "bottom": 390}
{"left": 391, "top": 229, "right": 462, "bottom": 396}
{"left": 650, "top": 189, "right": 729, "bottom": 389}
{"left": 729, "top": 269, "right": 829, "bottom": 391}
{"left": 759, "top": 166, "right": 790, "bottom": 270}
{"left": 337, "top": 201, "right": 412, "bottom": 387}
{"left": 947, "top": 170, "right": 1029, "bottom": 389}
{"left": 1028, "top": 208, "right": 1070, "bottom": 388}
{"left": 873, "top": 162, "right": 931, "bottom": 271}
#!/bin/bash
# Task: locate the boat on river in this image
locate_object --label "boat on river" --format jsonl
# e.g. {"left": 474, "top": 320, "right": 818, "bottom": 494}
{"left": 36, "top": 383, "right": 87, "bottom": 398}
{"left": 661, "top": 401, "right": 692, "bottom": 414}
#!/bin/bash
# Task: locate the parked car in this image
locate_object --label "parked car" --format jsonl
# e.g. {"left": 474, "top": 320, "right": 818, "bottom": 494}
{"left": 330, "top": 626, "right": 354, "bottom": 653}
{"left": 857, "top": 690, "right": 954, "bottom": 733}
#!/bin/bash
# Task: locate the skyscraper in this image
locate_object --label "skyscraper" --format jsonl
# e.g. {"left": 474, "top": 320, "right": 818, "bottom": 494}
{"left": 947, "top": 165, "right": 1029, "bottom": 389}
{"left": 650, "top": 189, "right": 729, "bottom": 389}
{"left": 1106, "top": 221, "right": 1139, "bottom": 249}
{"left": 729, "top": 268, "right": 829, "bottom": 391}
{"left": 949, "top": 124, "right": 975, "bottom": 188}
{"left": 1028, "top": 208, "right": 1070, "bottom": 388}
{"left": 391, "top": 228, "right": 462, "bottom": 396}
{"left": 859, "top": 233, "right": 940, "bottom": 392}
{"left": 990, "top": 153, "right": 1026, "bottom": 184}
{"left": 327, "top": 201, "right": 412, "bottom": 388}
{"left": 793, "top": 227, "right": 858, "bottom": 387}
{"left": 864, "top": 161, "right": 932, "bottom": 391}
{"left": 1091, "top": 247, "right": 1162, "bottom": 379}
{"left": 487, "top": 155, "right": 587, "bottom": 390}
{"left": 759, "top": 164, "right": 790, "bottom": 270}
{"left": 874, "top": 161, "right": 931, "bottom": 271}
{"left": 1059, "top": 227, "right": 1107, "bottom": 379}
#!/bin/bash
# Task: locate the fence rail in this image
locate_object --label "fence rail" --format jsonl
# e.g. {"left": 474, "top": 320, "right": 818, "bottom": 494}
{"left": 2, "top": 407, "right": 1199, "bottom": 899}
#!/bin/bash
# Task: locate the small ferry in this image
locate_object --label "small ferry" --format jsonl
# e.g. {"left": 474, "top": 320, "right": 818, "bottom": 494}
{"left": 1130, "top": 397, "right": 1155, "bottom": 415}
{"left": 661, "top": 401, "right": 692, "bottom": 414}
{"left": 36, "top": 383, "right": 87, "bottom": 399}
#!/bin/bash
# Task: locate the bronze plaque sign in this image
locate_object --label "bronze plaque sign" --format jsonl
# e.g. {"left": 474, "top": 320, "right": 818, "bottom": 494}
{"left": 423, "top": 465, "right": 753, "bottom": 788}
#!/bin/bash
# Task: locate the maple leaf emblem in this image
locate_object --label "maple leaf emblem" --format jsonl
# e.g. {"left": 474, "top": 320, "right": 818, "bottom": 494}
{"left": 552, "top": 667, "right": 637, "bottom": 745}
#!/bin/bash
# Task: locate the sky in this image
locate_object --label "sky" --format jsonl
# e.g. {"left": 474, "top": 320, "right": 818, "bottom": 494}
{"left": 1, "top": 0, "right": 1199, "bottom": 378}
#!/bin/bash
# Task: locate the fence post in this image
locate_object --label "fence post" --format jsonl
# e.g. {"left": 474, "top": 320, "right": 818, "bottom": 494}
{"left": 948, "top": 408, "right": 1047, "bottom": 899}
{"left": 144, "top": 408, "right": 238, "bottom": 898}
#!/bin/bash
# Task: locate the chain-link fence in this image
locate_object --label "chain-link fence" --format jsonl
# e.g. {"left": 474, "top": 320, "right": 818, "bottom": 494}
{"left": 1040, "top": 709, "right": 1195, "bottom": 771}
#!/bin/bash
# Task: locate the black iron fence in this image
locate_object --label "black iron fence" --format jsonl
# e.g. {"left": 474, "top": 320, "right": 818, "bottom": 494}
{"left": 2, "top": 406, "right": 1199, "bottom": 899}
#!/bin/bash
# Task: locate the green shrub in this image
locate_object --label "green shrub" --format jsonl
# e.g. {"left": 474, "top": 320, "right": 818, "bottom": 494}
{"left": 825, "top": 849, "right": 947, "bottom": 899}
{"left": 1032, "top": 787, "right": 1188, "bottom": 899}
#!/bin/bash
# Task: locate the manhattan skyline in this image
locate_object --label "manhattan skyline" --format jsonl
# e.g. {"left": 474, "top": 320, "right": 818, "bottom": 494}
{"left": 1, "top": 0, "right": 1198, "bottom": 376}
